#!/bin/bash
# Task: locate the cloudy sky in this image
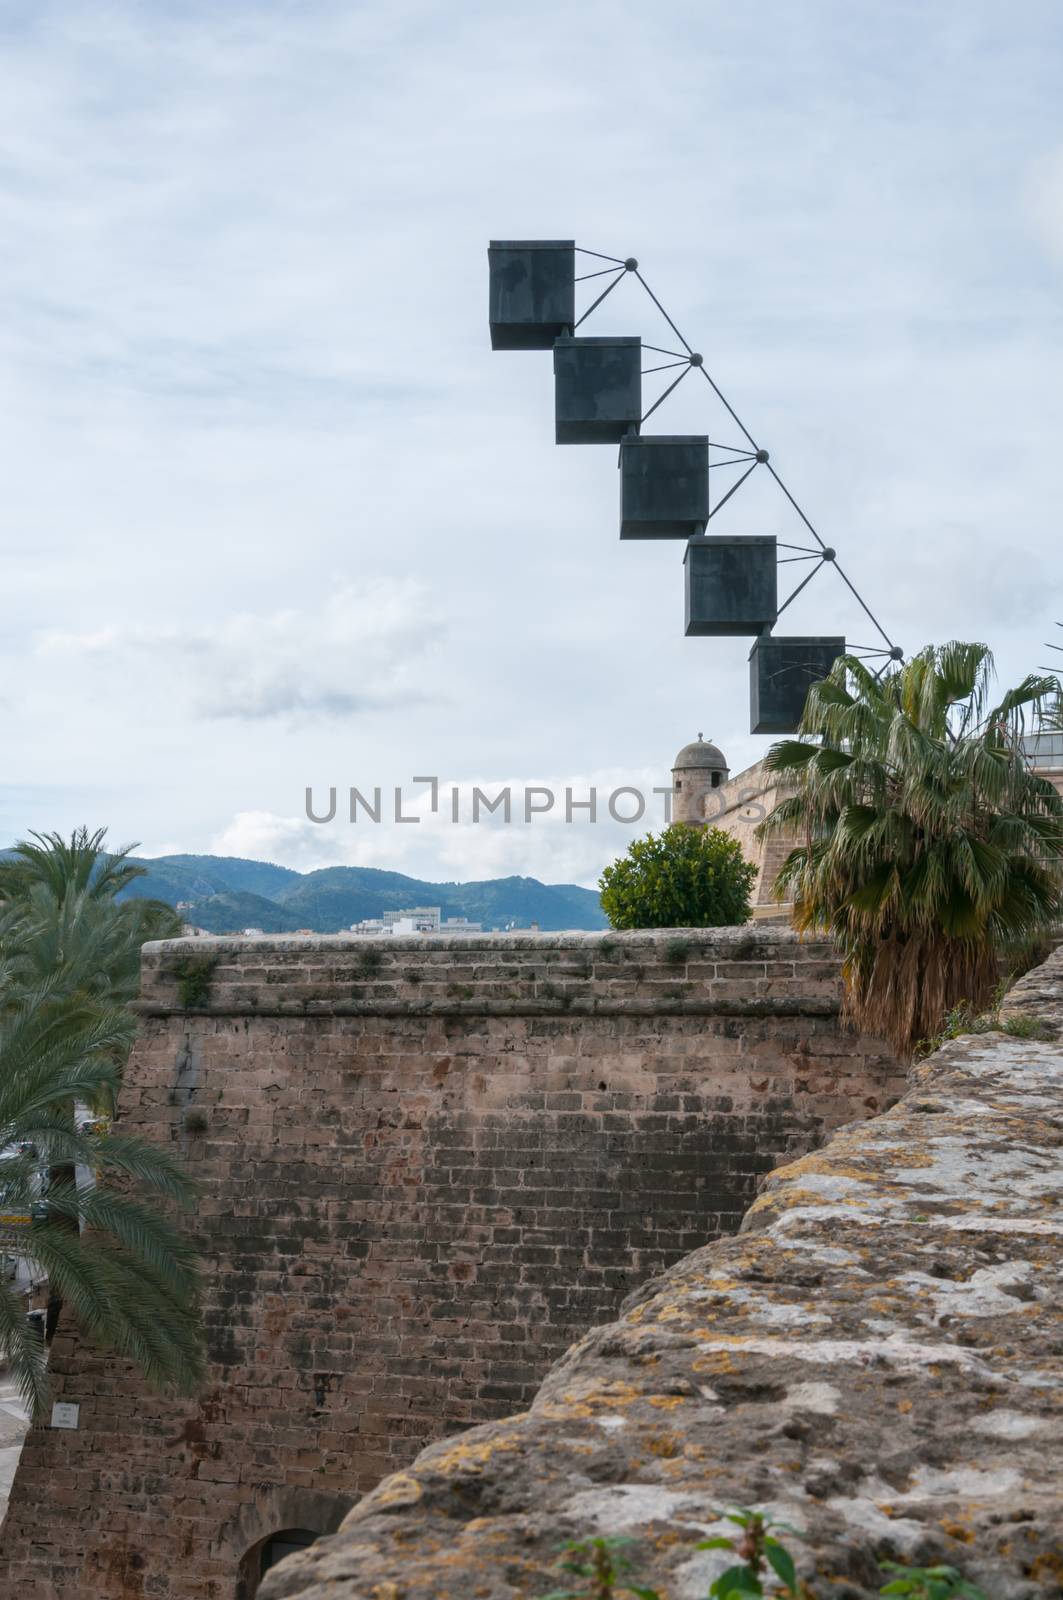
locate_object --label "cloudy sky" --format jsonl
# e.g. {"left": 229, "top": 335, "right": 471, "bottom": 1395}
{"left": 2, "top": 0, "right": 1061, "bottom": 887}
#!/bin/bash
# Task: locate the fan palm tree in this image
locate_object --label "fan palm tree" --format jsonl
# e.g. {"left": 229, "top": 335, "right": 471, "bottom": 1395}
{"left": 0, "top": 830, "right": 202, "bottom": 1413}
{"left": 758, "top": 642, "right": 1063, "bottom": 1055}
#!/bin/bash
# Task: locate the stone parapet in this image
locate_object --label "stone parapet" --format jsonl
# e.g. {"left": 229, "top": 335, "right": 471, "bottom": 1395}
{"left": 134, "top": 928, "right": 844, "bottom": 1018}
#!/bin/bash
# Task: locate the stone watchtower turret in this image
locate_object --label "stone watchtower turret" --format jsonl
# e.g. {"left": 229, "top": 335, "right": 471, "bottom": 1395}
{"left": 671, "top": 734, "right": 730, "bottom": 825}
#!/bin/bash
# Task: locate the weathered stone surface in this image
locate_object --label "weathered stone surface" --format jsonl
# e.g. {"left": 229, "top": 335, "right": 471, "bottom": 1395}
{"left": 0, "top": 930, "right": 902, "bottom": 1598}
{"left": 260, "top": 948, "right": 1063, "bottom": 1600}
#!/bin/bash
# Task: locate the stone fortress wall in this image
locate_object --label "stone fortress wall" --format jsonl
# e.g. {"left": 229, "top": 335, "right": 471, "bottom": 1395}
{"left": 0, "top": 929, "right": 903, "bottom": 1599}
{"left": 262, "top": 942, "right": 1063, "bottom": 1600}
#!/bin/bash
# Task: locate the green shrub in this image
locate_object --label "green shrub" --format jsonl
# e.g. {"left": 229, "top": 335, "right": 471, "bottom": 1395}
{"left": 599, "top": 825, "right": 757, "bottom": 930}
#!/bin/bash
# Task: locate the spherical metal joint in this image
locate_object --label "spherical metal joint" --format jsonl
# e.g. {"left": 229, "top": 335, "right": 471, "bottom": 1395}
{"left": 689, "top": 352, "right": 704, "bottom": 366}
{"left": 624, "top": 257, "right": 639, "bottom": 271}
{"left": 821, "top": 546, "right": 836, "bottom": 561}
{"left": 890, "top": 646, "right": 904, "bottom": 661}
{"left": 755, "top": 448, "right": 770, "bottom": 463}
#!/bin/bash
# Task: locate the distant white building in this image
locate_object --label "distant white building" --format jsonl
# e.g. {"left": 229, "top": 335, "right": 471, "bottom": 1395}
{"left": 349, "top": 906, "right": 483, "bottom": 936}
{"left": 383, "top": 906, "right": 440, "bottom": 931}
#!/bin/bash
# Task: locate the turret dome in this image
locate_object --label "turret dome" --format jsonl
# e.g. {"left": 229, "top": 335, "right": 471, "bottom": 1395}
{"left": 672, "top": 734, "right": 728, "bottom": 773}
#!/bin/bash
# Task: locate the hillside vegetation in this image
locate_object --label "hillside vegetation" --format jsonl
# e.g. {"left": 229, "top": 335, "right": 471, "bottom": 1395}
{"left": 114, "top": 854, "right": 607, "bottom": 933}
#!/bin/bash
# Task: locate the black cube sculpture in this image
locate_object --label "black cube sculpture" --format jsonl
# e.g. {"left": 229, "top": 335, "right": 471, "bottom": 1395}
{"left": 684, "top": 536, "right": 778, "bottom": 636}
{"left": 488, "top": 241, "right": 575, "bottom": 350}
{"left": 553, "top": 336, "right": 642, "bottom": 444}
{"left": 749, "top": 635, "right": 845, "bottom": 734}
{"left": 620, "top": 435, "right": 709, "bottom": 538}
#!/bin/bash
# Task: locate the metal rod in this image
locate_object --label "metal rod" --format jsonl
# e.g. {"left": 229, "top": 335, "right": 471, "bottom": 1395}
{"left": 576, "top": 266, "right": 623, "bottom": 282}
{"left": 575, "top": 246, "right": 627, "bottom": 264}
{"left": 574, "top": 269, "right": 626, "bottom": 329}
{"left": 633, "top": 271, "right": 695, "bottom": 356}
{"left": 777, "top": 542, "right": 822, "bottom": 553}
{"left": 696, "top": 366, "right": 761, "bottom": 452}
{"left": 830, "top": 559, "right": 896, "bottom": 651}
{"left": 776, "top": 559, "right": 826, "bottom": 618}
{"left": 706, "top": 460, "right": 757, "bottom": 520}
{"left": 764, "top": 464, "right": 827, "bottom": 552}
{"left": 639, "top": 364, "right": 690, "bottom": 424}
{"left": 643, "top": 342, "right": 690, "bottom": 359}
{"left": 642, "top": 360, "right": 689, "bottom": 375}
{"left": 777, "top": 553, "right": 821, "bottom": 563}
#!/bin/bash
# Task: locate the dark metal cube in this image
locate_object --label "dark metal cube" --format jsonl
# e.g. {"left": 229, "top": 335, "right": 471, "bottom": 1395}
{"left": 488, "top": 240, "right": 575, "bottom": 351}
{"left": 684, "top": 536, "right": 778, "bottom": 636}
{"left": 620, "top": 436, "right": 709, "bottom": 538}
{"left": 749, "top": 635, "right": 845, "bottom": 734}
{"left": 553, "top": 336, "right": 642, "bottom": 444}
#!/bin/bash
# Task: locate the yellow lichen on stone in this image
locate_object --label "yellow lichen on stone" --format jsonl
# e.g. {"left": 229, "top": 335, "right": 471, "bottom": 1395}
{"left": 746, "top": 1185, "right": 870, "bottom": 1216}
{"left": 355, "top": 1473, "right": 424, "bottom": 1511}
{"left": 766, "top": 1155, "right": 876, "bottom": 1185}
{"left": 691, "top": 1350, "right": 737, "bottom": 1375}
{"left": 553, "top": 1380, "right": 642, "bottom": 1413}
{"left": 426, "top": 1431, "right": 523, "bottom": 1477}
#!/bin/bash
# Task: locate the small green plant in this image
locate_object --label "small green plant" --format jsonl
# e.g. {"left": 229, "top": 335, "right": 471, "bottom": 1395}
{"left": 698, "top": 1507, "right": 802, "bottom": 1597}
{"left": 664, "top": 937, "right": 692, "bottom": 966}
{"left": 183, "top": 1109, "right": 208, "bottom": 1136}
{"left": 915, "top": 992, "right": 1057, "bottom": 1058}
{"left": 541, "top": 1536, "right": 660, "bottom": 1600}
{"left": 1000, "top": 1012, "right": 1055, "bottom": 1039}
{"left": 355, "top": 947, "right": 384, "bottom": 978}
{"left": 879, "top": 1561, "right": 989, "bottom": 1599}
{"left": 913, "top": 999, "right": 982, "bottom": 1057}
{"left": 172, "top": 954, "right": 217, "bottom": 1009}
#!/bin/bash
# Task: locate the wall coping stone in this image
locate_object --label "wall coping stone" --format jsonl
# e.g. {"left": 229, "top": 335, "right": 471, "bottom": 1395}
{"left": 136, "top": 928, "right": 846, "bottom": 1019}
{"left": 261, "top": 946, "right": 1063, "bottom": 1600}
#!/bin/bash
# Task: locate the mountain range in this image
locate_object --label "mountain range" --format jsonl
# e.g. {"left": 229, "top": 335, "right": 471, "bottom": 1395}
{"left": 113, "top": 854, "right": 607, "bottom": 934}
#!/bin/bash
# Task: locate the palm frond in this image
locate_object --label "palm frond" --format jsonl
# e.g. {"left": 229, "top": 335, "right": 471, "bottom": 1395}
{"left": 758, "top": 639, "right": 1063, "bottom": 1053}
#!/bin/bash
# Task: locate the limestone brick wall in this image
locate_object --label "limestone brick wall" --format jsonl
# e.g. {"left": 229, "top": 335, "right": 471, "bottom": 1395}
{"left": 706, "top": 757, "right": 797, "bottom": 913}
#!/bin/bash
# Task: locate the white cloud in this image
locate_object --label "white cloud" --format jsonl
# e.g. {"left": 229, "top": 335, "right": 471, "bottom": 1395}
{"left": 211, "top": 765, "right": 670, "bottom": 886}
{"left": 34, "top": 580, "right": 443, "bottom": 721}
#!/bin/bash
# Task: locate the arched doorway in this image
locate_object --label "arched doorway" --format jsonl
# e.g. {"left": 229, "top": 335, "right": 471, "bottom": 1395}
{"left": 238, "top": 1526, "right": 317, "bottom": 1597}
{"left": 227, "top": 1487, "right": 352, "bottom": 1599}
